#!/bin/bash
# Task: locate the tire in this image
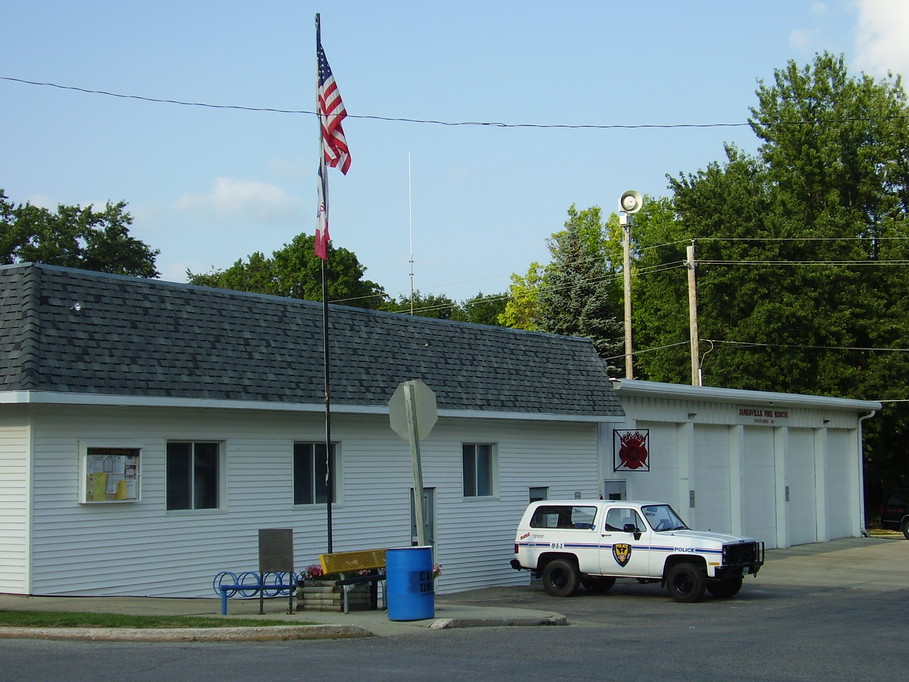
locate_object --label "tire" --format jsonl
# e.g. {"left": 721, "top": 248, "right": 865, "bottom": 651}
{"left": 541, "top": 558, "right": 580, "bottom": 597}
{"left": 901, "top": 519, "right": 909, "bottom": 540}
{"left": 581, "top": 575, "right": 617, "bottom": 594}
{"left": 666, "top": 563, "right": 707, "bottom": 603}
{"left": 706, "top": 576, "right": 743, "bottom": 598}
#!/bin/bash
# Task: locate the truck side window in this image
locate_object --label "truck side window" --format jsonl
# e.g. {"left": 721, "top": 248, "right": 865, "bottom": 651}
{"left": 606, "top": 508, "right": 643, "bottom": 532}
{"left": 530, "top": 505, "right": 597, "bottom": 529}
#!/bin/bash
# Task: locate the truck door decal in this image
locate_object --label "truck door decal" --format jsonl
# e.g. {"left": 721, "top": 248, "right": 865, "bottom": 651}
{"left": 613, "top": 543, "right": 632, "bottom": 567}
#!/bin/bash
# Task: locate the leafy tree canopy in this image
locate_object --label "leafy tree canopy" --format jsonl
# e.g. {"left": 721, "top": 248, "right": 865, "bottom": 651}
{"left": 187, "top": 233, "right": 386, "bottom": 309}
{"left": 626, "top": 52, "right": 909, "bottom": 509}
{"left": 451, "top": 291, "right": 508, "bottom": 326}
{"left": 501, "top": 205, "right": 623, "bottom": 366}
{"left": 381, "top": 290, "right": 507, "bottom": 325}
{"left": 381, "top": 290, "right": 460, "bottom": 319}
{"left": 537, "top": 205, "right": 623, "bottom": 364}
{"left": 1, "top": 188, "right": 159, "bottom": 278}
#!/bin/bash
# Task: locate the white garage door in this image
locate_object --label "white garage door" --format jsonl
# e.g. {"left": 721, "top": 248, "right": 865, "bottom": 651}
{"left": 742, "top": 427, "right": 777, "bottom": 547}
{"left": 692, "top": 425, "right": 732, "bottom": 534}
{"left": 825, "top": 429, "right": 855, "bottom": 539}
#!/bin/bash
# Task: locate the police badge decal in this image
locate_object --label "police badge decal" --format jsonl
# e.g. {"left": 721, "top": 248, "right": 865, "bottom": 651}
{"left": 613, "top": 543, "right": 632, "bottom": 567}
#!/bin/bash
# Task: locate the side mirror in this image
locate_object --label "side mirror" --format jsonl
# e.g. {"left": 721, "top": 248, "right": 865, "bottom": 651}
{"left": 623, "top": 523, "right": 642, "bottom": 541}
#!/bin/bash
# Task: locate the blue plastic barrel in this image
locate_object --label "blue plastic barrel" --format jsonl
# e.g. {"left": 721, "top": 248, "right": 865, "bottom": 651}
{"left": 386, "top": 546, "right": 435, "bottom": 621}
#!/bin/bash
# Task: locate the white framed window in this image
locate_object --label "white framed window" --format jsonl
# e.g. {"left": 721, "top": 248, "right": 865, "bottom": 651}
{"left": 166, "top": 441, "right": 221, "bottom": 511}
{"left": 462, "top": 443, "right": 496, "bottom": 497}
{"left": 294, "top": 442, "right": 338, "bottom": 505}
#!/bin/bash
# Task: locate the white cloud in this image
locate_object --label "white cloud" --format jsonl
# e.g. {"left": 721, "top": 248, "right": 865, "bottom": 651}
{"left": 788, "top": 3, "right": 826, "bottom": 53}
{"left": 175, "top": 177, "right": 302, "bottom": 224}
{"left": 854, "top": 0, "right": 909, "bottom": 80}
{"left": 789, "top": 28, "right": 819, "bottom": 51}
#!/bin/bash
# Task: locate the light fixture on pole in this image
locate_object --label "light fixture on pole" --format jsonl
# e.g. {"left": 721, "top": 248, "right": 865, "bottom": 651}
{"left": 618, "top": 190, "right": 642, "bottom": 380}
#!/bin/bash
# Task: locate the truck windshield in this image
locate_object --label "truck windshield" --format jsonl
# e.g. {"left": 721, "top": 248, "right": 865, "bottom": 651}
{"left": 642, "top": 504, "right": 689, "bottom": 532}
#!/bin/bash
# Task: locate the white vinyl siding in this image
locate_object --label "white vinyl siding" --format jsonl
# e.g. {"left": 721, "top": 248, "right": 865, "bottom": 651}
{"left": 0, "top": 416, "right": 30, "bottom": 594}
{"left": 21, "top": 404, "right": 601, "bottom": 597}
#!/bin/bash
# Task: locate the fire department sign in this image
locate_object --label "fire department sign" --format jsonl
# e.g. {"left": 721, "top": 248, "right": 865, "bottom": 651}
{"left": 614, "top": 429, "right": 650, "bottom": 472}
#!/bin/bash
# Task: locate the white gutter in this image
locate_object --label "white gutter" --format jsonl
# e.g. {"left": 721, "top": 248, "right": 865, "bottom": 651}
{"left": 0, "top": 391, "right": 623, "bottom": 423}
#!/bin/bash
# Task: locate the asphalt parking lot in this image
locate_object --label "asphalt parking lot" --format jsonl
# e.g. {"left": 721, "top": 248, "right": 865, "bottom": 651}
{"left": 0, "top": 537, "right": 905, "bottom": 681}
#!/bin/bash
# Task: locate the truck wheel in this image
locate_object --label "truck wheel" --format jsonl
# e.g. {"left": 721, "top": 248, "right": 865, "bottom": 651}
{"left": 901, "top": 519, "right": 909, "bottom": 540}
{"left": 581, "top": 575, "right": 616, "bottom": 594}
{"left": 706, "top": 576, "right": 743, "bottom": 598}
{"left": 666, "top": 563, "right": 706, "bottom": 603}
{"left": 542, "top": 558, "right": 580, "bottom": 597}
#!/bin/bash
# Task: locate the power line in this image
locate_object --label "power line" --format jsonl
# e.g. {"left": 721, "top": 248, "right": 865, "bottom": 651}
{"left": 699, "top": 259, "right": 909, "bottom": 267}
{"left": 6, "top": 75, "right": 909, "bottom": 130}
{"left": 706, "top": 339, "right": 909, "bottom": 353}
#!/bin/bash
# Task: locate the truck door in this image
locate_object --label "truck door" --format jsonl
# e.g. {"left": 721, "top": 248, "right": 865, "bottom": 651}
{"left": 599, "top": 507, "right": 652, "bottom": 577}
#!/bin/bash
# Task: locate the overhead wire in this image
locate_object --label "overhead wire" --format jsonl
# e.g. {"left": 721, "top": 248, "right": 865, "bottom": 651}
{"left": 5, "top": 75, "right": 909, "bottom": 129}
{"left": 7, "top": 75, "right": 909, "bottom": 357}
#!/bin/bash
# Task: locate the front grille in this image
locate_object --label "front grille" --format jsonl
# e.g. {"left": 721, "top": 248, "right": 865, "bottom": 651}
{"left": 723, "top": 541, "right": 762, "bottom": 566}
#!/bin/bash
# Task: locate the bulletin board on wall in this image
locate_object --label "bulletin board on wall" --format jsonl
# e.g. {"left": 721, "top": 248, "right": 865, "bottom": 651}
{"left": 81, "top": 447, "right": 141, "bottom": 503}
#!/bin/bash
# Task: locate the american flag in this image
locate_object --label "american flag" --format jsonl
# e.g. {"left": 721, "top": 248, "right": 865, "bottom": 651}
{"left": 317, "top": 41, "right": 351, "bottom": 175}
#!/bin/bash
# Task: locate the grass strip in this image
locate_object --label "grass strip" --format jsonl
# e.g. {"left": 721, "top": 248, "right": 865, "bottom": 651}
{"left": 0, "top": 611, "right": 313, "bottom": 629}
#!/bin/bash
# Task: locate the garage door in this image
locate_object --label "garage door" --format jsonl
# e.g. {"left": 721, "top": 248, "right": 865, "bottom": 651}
{"left": 742, "top": 427, "right": 777, "bottom": 547}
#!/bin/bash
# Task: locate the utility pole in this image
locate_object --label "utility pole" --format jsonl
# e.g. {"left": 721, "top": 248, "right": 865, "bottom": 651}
{"left": 621, "top": 213, "right": 633, "bottom": 379}
{"left": 687, "top": 241, "right": 701, "bottom": 386}
{"left": 618, "top": 190, "right": 643, "bottom": 380}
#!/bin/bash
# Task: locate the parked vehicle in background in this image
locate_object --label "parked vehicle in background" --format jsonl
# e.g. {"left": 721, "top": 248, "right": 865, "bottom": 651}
{"left": 880, "top": 488, "right": 909, "bottom": 539}
{"left": 511, "top": 500, "right": 764, "bottom": 603}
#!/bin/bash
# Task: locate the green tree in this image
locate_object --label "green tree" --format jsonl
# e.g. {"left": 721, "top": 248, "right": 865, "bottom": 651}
{"left": 187, "top": 233, "right": 386, "bottom": 309}
{"left": 536, "top": 205, "right": 624, "bottom": 365}
{"left": 623, "top": 195, "right": 690, "bottom": 383}
{"left": 641, "top": 52, "right": 909, "bottom": 512}
{"left": 664, "top": 53, "right": 909, "bottom": 400}
{"left": 1, "top": 189, "right": 159, "bottom": 277}
{"left": 380, "top": 290, "right": 459, "bottom": 319}
{"left": 452, "top": 291, "right": 507, "bottom": 326}
{"left": 498, "top": 264, "right": 544, "bottom": 330}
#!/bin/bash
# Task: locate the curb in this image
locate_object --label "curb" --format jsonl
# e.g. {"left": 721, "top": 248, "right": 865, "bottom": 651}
{"left": 0, "top": 624, "right": 373, "bottom": 642}
{"left": 430, "top": 615, "right": 567, "bottom": 629}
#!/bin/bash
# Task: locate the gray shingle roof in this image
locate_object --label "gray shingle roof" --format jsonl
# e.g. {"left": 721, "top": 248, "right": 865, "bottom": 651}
{"left": 0, "top": 263, "right": 623, "bottom": 418}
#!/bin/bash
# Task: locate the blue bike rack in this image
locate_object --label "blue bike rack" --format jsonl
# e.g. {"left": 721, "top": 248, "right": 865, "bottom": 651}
{"left": 212, "top": 570, "right": 298, "bottom": 615}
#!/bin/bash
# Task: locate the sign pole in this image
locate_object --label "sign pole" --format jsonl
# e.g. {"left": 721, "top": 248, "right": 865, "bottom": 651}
{"left": 404, "top": 383, "right": 426, "bottom": 546}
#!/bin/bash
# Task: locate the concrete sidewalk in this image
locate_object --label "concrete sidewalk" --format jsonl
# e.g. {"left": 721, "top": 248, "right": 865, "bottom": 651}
{"left": 0, "top": 535, "right": 903, "bottom": 641}
{"left": 0, "top": 591, "right": 567, "bottom": 641}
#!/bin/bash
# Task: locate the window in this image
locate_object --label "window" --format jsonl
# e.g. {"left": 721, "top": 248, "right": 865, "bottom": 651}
{"left": 294, "top": 443, "right": 337, "bottom": 505}
{"left": 605, "top": 508, "right": 644, "bottom": 532}
{"left": 166, "top": 442, "right": 220, "bottom": 510}
{"left": 462, "top": 443, "right": 495, "bottom": 497}
{"left": 530, "top": 505, "right": 597, "bottom": 529}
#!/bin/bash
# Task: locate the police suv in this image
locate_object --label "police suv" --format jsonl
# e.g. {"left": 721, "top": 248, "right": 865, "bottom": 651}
{"left": 511, "top": 500, "right": 764, "bottom": 602}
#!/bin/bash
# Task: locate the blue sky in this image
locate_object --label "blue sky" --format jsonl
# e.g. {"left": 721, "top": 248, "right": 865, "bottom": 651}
{"left": 3, "top": 1, "right": 908, "bottom": 303}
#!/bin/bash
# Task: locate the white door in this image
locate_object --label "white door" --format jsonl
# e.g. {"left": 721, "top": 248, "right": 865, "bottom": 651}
{"left": 599, "top": 507, "right": 652, "bottom": 577}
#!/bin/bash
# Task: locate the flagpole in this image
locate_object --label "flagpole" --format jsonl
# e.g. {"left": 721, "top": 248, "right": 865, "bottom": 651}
{"left": 316, "top": 12, "right": 333, "bottom": 554}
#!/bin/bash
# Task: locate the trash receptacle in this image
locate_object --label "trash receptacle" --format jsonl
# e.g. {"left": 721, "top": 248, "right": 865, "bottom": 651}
{"left": 386, "top": 546, "right": 435, "bottom": 621}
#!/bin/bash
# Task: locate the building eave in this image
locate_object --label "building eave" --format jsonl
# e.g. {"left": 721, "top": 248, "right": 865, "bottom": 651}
{"left": 0, "top": 390, "right": 624, "bottom": 423}
{"left": 611, "top": 379, "right": 882, "bottom": 413}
